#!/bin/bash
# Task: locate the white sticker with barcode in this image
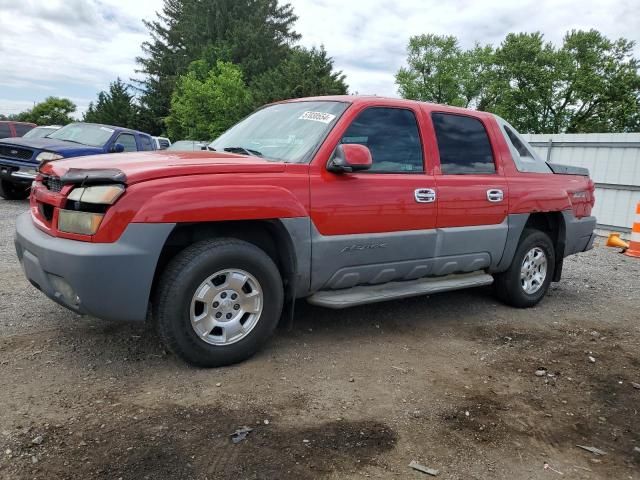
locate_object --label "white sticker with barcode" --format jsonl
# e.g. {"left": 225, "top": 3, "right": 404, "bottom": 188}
{"left": 298, "top": 111, "right": 336, "bottom": 124}
{"left": 100, "top": 127, "right": 114, "bottom": 133}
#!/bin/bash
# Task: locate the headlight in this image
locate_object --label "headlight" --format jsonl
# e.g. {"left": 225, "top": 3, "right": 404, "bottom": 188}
{"left": 67, "top": 184, "right": 125, "bottom": 204}
{"left": 35, "top": 152, "right": 64, "bottom": 162}
{"left": 58, "top": 210, "right": 104, "bottom": 235}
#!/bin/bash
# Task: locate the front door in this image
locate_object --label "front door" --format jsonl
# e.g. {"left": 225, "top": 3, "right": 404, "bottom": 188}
{"left": 309, "top": 105, "right": 438, "bottom": 290}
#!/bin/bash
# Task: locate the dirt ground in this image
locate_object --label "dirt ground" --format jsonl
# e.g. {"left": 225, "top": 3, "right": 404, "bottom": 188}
{"left": 1, "top": 199, "right": 639, "bottom": 480}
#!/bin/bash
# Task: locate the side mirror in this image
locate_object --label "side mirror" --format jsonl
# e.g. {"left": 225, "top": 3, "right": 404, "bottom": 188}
{"left": 327, "top": 144, "right": 372, "bottom": 173}
{"left": 110, "top": 143, "right": 125, "bottom": 153}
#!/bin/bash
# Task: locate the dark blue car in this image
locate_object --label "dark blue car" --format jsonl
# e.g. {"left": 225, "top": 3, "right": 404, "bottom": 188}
{"left": 0, "top": 122, "right": 155, "bottom": 199}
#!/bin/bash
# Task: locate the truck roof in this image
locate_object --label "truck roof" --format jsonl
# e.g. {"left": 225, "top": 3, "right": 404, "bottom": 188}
{"left": 279, "top": 95, "right": 496, "bottom": 119}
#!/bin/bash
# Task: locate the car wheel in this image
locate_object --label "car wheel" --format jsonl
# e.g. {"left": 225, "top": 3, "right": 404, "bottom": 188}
{"left": 494, "top": 228, "right": 555, "bottom": 308}
{"left": 154, "top": 238, "right": 284, "bottom": 367}
{"left": 0, "top": 180, "right": 30, "bottom": 200}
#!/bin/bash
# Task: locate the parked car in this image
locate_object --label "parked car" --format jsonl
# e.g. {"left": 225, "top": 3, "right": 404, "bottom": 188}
{"left": 153, "top": 136, "right": 171, "bottom": 150}
{"left": 22, "top": 125, "right": 62, "bottom": 139}
{"left": 0, "top": 122, "right": 155, "bottom": 199}
{"left": 15, "top": 96, "right": 596, "bottom": 367}
{"left": 0, "top": 121, "right": 36, "bottom": 139}
{"left": 167, "top": 140, "right": 208, "bottom": 151}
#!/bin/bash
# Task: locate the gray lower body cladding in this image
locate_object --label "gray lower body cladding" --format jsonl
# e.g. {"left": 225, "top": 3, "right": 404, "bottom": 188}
{"left": 562, "top": 212, "right": 596, "bottom": 256}
{"left": 14, "top": 213, "right": 175, "bottom": 322}
{"left": 282, "top": 212, "right": 596, "bottom": 297}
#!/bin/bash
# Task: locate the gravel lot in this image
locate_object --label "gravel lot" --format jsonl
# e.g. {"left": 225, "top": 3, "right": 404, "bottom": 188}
{"left": 1, "top": 199, "right": 639, "bottom": 480}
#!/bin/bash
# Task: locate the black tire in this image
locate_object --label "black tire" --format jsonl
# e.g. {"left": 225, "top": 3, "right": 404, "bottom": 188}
{"left": 154, "top": 238, "right": 284, "bottom": 367}
{"left": 494, "top": 228, "right": 555, "bottom": 308}
{"left": 0, "top": 180, "right": 30, "bottom": 200}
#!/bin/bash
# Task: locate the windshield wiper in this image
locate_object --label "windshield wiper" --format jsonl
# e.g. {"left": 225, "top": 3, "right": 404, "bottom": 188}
{"left": 58, "top": 139, "right": 86, "bottom": 146}
{"left": 223, "top": 146, "right": 264, "bottom": 157}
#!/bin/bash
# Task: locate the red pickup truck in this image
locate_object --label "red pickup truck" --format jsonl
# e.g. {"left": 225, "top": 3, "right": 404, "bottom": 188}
{"left": 14, "top": 96, "right": 596, "bottom": 366}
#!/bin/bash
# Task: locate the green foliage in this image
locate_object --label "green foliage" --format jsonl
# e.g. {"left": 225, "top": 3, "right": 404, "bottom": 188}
{"left": 165, "top": 60, "right": 253, "bottom": 140}
{"left": 10, "top": 97, "right": 76, "bottom": 125}
{"left": 83, "top": 78, "right": 139, "bottom": 128}
{"left": 395, "top": 34, "right": 469, "bottom": 106}
{"left": 396, "top": 30, "right": 640, "bottom": 133}
{"left": 250, "top": 46, "right": 348, "bottom": 106}
{"left": 136, "top": 0, "right": 300, "bottom": 135}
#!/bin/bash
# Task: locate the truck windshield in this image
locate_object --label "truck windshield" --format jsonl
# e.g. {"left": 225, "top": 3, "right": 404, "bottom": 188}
{"left": 209, "top": 101, "right": 348, "bottom": 163}
{"left": 47, "top": 123, "right": 115, "bottom": 148}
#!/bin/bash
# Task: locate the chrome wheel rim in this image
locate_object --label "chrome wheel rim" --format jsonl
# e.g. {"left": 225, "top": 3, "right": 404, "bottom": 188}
{"left": 190, "top": 269, "right": 263, "bottom": 346}
{"left": 520, "top": 247, "right": 547, "bottom": 294}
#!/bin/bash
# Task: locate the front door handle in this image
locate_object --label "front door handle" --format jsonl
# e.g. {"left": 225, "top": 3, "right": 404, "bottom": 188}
{"left": 415, "top": 188, "right": 436, "bottom": 203}
{"left": 487, "top": 189, "right": 504, "bottom": 202}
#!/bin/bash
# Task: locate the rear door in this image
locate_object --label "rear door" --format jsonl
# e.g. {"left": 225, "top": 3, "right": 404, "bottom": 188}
{"left": 429, "top": 111, "right": 509, "bottom": 271}
{"left": 309, "top": 104, "right": 438, "bottom": 290}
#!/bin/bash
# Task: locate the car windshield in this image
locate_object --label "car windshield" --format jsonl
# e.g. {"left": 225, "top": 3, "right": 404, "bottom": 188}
{"left": 23, "top": 127, "right": 59, "bottom": 139}
{"left": 47, "top": 123, "right": 114, "bottom": 147}
{"left": 209, "top": 101, "right": 348, "bottom": 163}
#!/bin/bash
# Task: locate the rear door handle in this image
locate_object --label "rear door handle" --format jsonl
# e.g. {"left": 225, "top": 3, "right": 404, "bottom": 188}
{"left": 487, "top": 189, "right": 504, "bottom": 202}
{"left": 415, "top": 188, "right": 436, "bottom": 203}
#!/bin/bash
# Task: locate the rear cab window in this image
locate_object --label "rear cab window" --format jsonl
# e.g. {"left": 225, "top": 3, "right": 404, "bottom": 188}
{"left": 140, "top": 135, "right": 154, "bottom": 151}
{"left": 0, "top": 123, "right": 12, "bottom": 138}
{"left": 431, "top": 113, "right": 496, "bottom": 174}
{"left": 494, "top": 116, "right": 552, "bottom": 174}
{"left": 14, "top": 124, "right": 34, "bottom": 137}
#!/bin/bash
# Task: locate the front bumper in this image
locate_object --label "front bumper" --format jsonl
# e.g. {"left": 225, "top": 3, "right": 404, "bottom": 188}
{"left": 15, "top": 213, "right": 175, "bottom": 322}
{"left": 0, "top": 160, "right": 38, "bottom": 185}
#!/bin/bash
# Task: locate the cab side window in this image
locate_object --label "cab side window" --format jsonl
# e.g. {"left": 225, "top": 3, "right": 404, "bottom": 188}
{"left": 115, "top": 133, "right": 137, "bottom": 152}
{"left": 341, "top": 107, "right": 423, "bottom": 173}
{"left": 140, "top": 135, "right": 154, "bottom": 151}
{"left": 0, "top": 123, "right": 11, "bottom": 138}
{"left": 432, "top": 113, "right": 496, "bottom": 174}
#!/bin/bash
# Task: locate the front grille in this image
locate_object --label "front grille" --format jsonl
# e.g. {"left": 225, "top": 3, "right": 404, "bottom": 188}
{"left": 43, "top": 176, "right": 63, "bottom": 192}
{"left": 0, "top": 144, "right": 33, "bottom": 160}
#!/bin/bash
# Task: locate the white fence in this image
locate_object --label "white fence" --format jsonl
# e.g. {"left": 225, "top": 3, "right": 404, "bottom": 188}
{"left": 521, "top": 133, "right": 640, "bottom": 233}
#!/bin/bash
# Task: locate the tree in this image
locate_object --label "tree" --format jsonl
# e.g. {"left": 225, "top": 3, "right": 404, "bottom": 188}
{"left": 250, "top": 46, "right": 348, "bottom": 106}
{"left": 84, "top": 78, "right": 139, "bottom": 129}
{"left": 13, "top": 97, "right": 76, "bottom": 125}
{"left": 396, "top": 30, "right": 640, "bottom": 133}
{"left": 136, "top": 0, "right": 300, "bottom": 134}
{"left": 395, "top": 34, "right": 469, "bottom": 106}
{"left": 165, "top": 60, "right": 253, "bottom": 140}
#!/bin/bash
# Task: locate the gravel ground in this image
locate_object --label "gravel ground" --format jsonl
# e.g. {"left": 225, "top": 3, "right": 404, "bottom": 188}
{"left": 1, "top": 199, "right": 639, "bottom": 480}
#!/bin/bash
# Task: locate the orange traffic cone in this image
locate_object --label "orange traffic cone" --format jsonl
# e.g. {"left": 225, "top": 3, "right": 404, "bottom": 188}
{"left": 625, "top": 202, "right": 640, "bottom": 258}
{"left": 606, "top": 232, "right": 629, "bottom": 251}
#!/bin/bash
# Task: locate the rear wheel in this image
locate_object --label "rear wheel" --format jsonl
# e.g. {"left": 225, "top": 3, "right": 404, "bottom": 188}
{"left": 154, "top": 238, "right": 283, "bottom": 367}
{"left": 494, "top": 228, "right": 555, "bottom": 308}
{"left": 0, "top": 180, "right": 30, "bottom": 200}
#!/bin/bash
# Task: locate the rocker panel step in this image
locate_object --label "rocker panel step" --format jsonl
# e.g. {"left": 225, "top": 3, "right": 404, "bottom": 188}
{"left": 306, "top": 272, "right": 494, "bottom": 309}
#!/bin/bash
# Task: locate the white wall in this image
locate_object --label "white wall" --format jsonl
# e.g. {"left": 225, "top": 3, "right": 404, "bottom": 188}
{"left": 521, "top": 133, "right": 640, "bottom": 232}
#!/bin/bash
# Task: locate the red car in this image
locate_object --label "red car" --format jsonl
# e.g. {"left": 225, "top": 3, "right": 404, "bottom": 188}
{"left": 15, "top": 96, "right": 596, "bottom": 366}
{"left": 0, "top": 121, "right": 36, "bottom": 139}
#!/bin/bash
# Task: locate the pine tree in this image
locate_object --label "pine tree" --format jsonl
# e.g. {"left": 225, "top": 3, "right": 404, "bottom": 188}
{"left": 83, "top": 79, "right": 139, "bottom": 129}
{"left": 135, "top": 0, "right": 300, "bottom": 134}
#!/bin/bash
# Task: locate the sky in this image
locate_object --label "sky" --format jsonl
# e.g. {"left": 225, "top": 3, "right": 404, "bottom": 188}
{"left": 0, "top": 0, "right": 639, "bottom": 118}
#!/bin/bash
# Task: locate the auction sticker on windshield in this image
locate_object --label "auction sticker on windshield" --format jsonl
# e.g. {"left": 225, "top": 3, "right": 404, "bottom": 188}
{"left": 298, "top": 111, "right": 336, "bottom": 124}
{"left": 100, "top": 127, "right": 115, "bottom": 133}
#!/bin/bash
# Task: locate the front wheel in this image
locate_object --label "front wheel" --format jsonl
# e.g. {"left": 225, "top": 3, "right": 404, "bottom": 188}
{"left": 494, "top": 228, "right": 555, "bottom": 308}
{"left": 0, "top": 180, "right": 30, "bottom": 200}
{"left": 154, "top": 239, "right": 284, "bottom": 367}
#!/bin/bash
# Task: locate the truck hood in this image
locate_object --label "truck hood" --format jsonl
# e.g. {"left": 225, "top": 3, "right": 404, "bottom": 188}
{"left": 41, "top": 150, "right": 287, "bottom": 184}
{"left": 1, "top": 137, "right": 103, "bottom": 156}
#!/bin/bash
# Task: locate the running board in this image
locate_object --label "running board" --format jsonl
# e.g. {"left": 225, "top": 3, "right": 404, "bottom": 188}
{"left": 307, "top": 272, "right": 494, "bottom": 309}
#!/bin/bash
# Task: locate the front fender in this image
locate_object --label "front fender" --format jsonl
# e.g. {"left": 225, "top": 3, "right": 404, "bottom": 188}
{"left": 131, "top": 184, "right": 308, "bottom": 222}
